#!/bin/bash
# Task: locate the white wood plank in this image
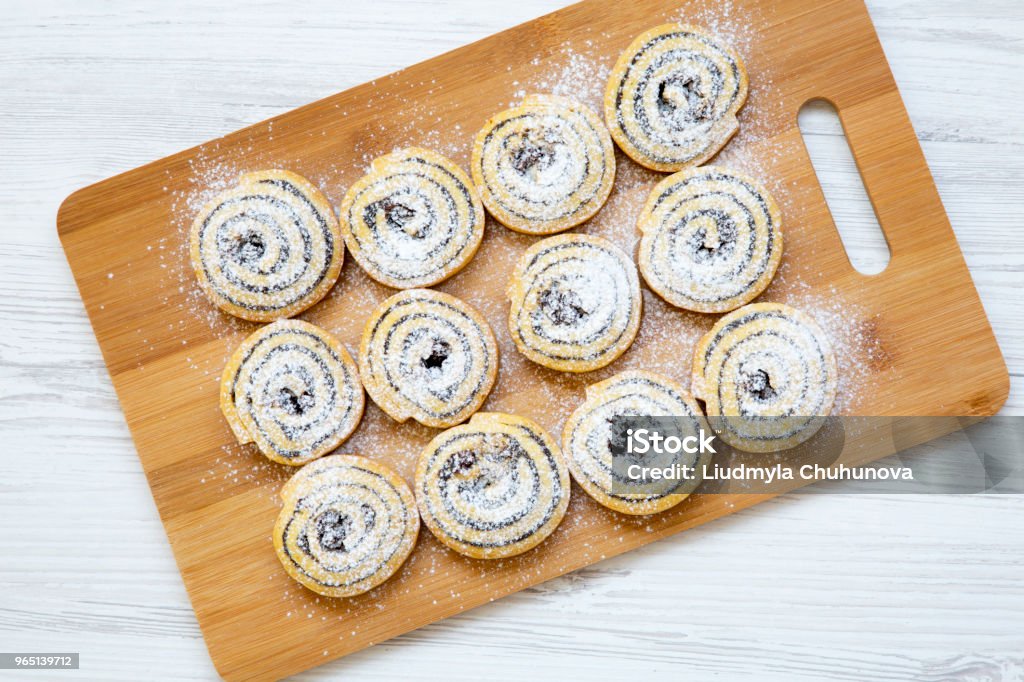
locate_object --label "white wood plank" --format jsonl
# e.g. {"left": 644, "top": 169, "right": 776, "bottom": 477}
{"left": 1, "top": 1, "right": 1022, "bottom": 680}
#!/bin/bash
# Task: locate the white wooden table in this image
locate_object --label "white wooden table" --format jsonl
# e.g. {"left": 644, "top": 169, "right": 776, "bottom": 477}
{"left": 2, "top": 1, "right": 1022, "bottom": 680}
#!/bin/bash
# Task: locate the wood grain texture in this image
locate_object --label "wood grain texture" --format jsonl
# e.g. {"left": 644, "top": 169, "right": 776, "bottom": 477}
{"left": 52, "top": 0, "right": 1010, "bottom": 678}
{"left": 3, "top": 1, "right": 1024, "bottom": 681}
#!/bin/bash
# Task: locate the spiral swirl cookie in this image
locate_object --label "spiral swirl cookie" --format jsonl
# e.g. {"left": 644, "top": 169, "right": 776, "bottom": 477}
{"left": 359, "top": 289, "right": 499, "bottom": 429}
{"left": 563, "top": 370, "right": 711, "bottom": 515}
{"left": 189, "top": 170, "right": 342, "bottom": 322}
{"left": 507, "top": 233, "right": 642, "bottom": 372}
{"left": 274, "top": 455, "right": 419, "bottom": 597}
{"left": 415, "top": 412, "right": 569, "bottom": 559}
{"left": 637, "top": 166, "right": 782, "bottom": 313}
{"left": 220, "top": 320, "right": 364, "bottom": 465}
{"left": 691, "top": 303, "right": 838, "bottom": 453}
{"left": 339, "top": 148, "right": 485, "bottom": 288}
{"left": 605, "top": 24, "right": 748, "bottom": 172}
{"left": 472, "top": 94, "right": 616, "bottom": 234}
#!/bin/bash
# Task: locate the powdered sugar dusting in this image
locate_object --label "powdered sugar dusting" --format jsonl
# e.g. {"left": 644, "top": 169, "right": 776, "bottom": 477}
{"left": 475, "top": 93, "right": 615, "bottom": 227}
{"left": 130, "top": 2, "right": 900, "bottom": 641}
{"left": 165, "top": 154, "right": 255, "bottom": 336}
{"left": 781, "top": 281, "right": 893, "bottom": 414}
{"left": 155, "top": 7, "right": 877, "bottom": 494}
{"left": 670, "top": 0, "right": 759, "bottom": 67}
{"left": 668, "top": 1, "right": 785, "bottom": 155}
{"left": 515, "top": 40, "right": 611, "bottom": 112}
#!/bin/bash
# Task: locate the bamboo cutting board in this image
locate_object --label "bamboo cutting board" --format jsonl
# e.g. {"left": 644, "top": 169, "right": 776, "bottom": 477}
{"left": 58, "top": 0, "right": 1008, "bottom": 679}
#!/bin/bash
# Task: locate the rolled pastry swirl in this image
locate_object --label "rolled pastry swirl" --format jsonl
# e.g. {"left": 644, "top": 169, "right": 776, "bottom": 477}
{"left": 562, "top": 370, "right": 711, "bottom": 515}
{"left": 691, "top": 303, "right": 838, "bottom": 452}
{"left": 339, "top": 148, "right": 485, "bottom": 288}
{"left": 359, "top": 289, "right": 499, "bottom": 429}
{"left": 605, "top": 24, "right": 748, "bottom": 172}
{"left": 190, "top": 170, "right": 342, "bottom": 321}
{"left": 472, "top": 94, "right": 616, "bottom": 234}
{"left": 415, "top": 412, "right": 570, "bottom": 559}
{"left": 221, "top": 319, "right": 365, "bottom": 465}
{"left": 274, "top": 455, "right": 419, "bottom": 597}
{"left": 637, "top": 166, "right": 782, "bottom": 313}
{"left": 507, "top": 233, "right": 642, "bottom": 372}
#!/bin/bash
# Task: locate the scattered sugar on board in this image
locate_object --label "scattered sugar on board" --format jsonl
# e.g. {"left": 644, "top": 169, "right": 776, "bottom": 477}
{"left": 667, "top": 0, "right": 785, "bottom": 155}
{"left": 780, "top": 280, "right": 895, "bottom": 414}
{"left": 515, "top": 40, "right": 611, "bottom": 112}
{"left": 141, "top": 4, "right": 903, "bottom": 639}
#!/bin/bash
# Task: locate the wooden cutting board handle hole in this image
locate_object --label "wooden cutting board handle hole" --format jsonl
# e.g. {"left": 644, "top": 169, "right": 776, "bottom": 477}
{"left": 798, "top": 98, "right": 892, "bottom": 276}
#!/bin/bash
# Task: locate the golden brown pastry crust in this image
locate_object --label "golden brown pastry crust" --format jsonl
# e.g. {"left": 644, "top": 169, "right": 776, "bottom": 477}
{"left": 605, "top": 24, "right": 748, "bottom": 172}
{"left": 472, "top": 94, "right": 615, "bottom": 234}
{"left": 415, "top": 412, "right": 569, "bottom": 559}
{"left": 691, "top": 303, "right": 838, "bottom": 452}
{"left": 220, "top": 319, "right": 364, "bottom": 465}
{"left": 507, "top": 233, "right": 642, "bottom": 373}
{"left": 359, "top": 289, "right": 499, "bottom": 429}
{"left": 190, "top": 169, "right": 342, "bottom": 321}
{"left": 637, "top": 165, "right": 782, "bottom": 313}
{"left": 339, "top": 148, "right": 484, "bottom": 289}
{"left": 274, "top": 455, "right": 418, "bottom": 597}
{"left": 562, "top": 370, "right": 711, "bottom": 515}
